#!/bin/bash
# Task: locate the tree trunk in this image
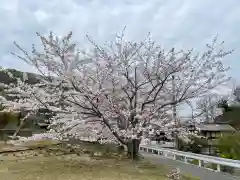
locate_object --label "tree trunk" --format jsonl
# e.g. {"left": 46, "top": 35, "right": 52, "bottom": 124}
{"left": 12, "top": 119, "right": 25, "bottom": 139}
{"left": 127, "top": 139, "right": 141, "bottom": 160}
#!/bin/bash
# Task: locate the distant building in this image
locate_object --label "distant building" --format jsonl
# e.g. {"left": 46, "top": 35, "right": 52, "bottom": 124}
{"left": 195, "top": 123, "right": 236, "bottom": 155}
{"left": 234, "top": 86, "right": 240, "bottom": 101}
{"left": 195, "top": 123, "right": 236, "bottom": 139}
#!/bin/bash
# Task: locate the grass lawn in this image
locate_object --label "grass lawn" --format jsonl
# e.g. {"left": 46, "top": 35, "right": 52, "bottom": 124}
{"left": 0, "top": 153, "right": 170, "bottom": 180}
{"left": 0, "top": 152, "right": 200, "bottom": 180}
{"left": 0, "top": 140, "right": 199, "bottom": 180}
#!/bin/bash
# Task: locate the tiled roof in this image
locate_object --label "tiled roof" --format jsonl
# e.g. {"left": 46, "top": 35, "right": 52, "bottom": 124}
{"left": 195, "top": 124, "right": 236, "bottom": 132}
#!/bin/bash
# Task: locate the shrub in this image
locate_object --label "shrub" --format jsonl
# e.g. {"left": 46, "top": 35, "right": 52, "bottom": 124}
{"left": 216, "top": 133, "right": 240, "bottom": 174}
{"left": 217, "top": 132, "right": 240, "bottom": 160}
{"left": 177, "top": 136, "right": 208, "bottom": 154}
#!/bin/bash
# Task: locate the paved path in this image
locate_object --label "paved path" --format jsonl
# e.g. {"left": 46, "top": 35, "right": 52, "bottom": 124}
{"left": 141, "top": 153, "right": 239, "bottom": 180}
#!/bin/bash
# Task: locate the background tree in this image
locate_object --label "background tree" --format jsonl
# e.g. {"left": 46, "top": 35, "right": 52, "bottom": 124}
{"left": 195, "top": 94, "right": 223, "bottom": 123}
{"left": 178, "top": 135, "right": 208, "bottom": 154}
{"left": 11, "top": 30, "right": 232, "bottom": 160}
{"left": 217, "top": 99, "right": 230, "bottom": 112}
{"left": 214, "top": 87, "right": 240, "bottom": 130}
{"left": 233, "top": 86, "right": 240, "bottom": 102}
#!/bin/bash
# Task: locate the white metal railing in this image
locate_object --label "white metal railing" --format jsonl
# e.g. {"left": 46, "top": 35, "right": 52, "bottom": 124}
{"left": 139, "top": 144, "right": 240, "bottom": 172}
{"left": 142, "top": 140, "right": 175, "bottom": 148}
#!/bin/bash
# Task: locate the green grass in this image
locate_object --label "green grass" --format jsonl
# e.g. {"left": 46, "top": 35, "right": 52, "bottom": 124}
{"left": 0, "top": 140, "right": 199, "bottom": 180}
{"left": 0, "top": 153, "right": 164, "bottom": 180}
{"left": 0, "top": 152, "right": 199, "bottom": 180}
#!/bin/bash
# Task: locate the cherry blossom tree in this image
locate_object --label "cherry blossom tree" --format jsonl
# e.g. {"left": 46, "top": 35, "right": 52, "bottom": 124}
{"left": 195, "top": 94, "right": 223, "bottom": 123}
{"left": 10, "top": 30, "right": 232, "bottom": 159}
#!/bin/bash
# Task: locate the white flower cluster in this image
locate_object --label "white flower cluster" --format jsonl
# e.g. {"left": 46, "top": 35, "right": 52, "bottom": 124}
{"left": 0, "top": 31, "right": 231, "bottom": 146}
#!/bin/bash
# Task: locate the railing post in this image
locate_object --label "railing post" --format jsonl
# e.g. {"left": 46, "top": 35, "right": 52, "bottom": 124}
{"left": 198, "top": 160, "right": 202, "bottom": 167}
{"left": 217, "top": 164, "right": 221, "bottom": 172}
{"left": 173, "top": 154, "right": 176, "bottom": 160}
{"left": 184, "top": 156, "right": 187, "bottom": 163}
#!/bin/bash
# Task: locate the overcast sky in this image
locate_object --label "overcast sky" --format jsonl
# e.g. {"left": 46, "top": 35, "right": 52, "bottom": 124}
{"left": 0, "top": 0, "right": 239, "bottom": 84}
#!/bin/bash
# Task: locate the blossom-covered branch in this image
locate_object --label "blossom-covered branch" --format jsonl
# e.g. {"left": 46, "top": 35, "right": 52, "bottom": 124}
{"left": 9, "top": 30, "right": 232, "bottom": 150}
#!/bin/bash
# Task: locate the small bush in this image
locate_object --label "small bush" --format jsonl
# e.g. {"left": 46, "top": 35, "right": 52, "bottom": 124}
{"left": 189, "top": 159, "right": 199, "bottom": 165}
{"left": 205, "top": 163, "right": 217, "bottom": 170}
{"left": 217, "top": 132, "right": 240, "bottom": 160}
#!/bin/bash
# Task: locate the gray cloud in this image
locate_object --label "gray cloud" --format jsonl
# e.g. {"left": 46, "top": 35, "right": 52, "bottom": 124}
{"left": 0, "top": 0, "right": 239, "bottom": 81}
